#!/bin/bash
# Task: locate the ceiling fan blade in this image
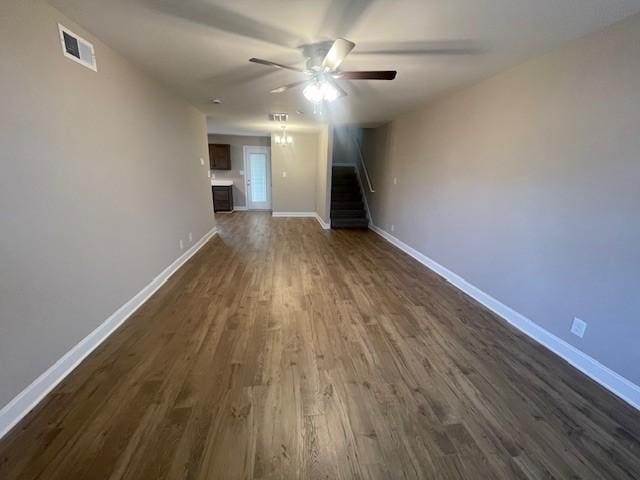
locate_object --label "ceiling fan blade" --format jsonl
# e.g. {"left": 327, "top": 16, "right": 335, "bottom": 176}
{"left": 270, "top": 80, "right": 309, "bottom": 94}
{"left": 206, "top": 64, "right": 275, "bottom": 87}
{"left": 317, "top": 0, "right": 373, "bottom": 39}
{"left": 249, "top": 58, "right": 306, "bottom": 73}
{"left": 352, "top": 40, "right": 482, "bottom": 56}
{"left": 321, "top": 38, "right": 356, "bottom": 72}
{"left": 336, "top": 71, "right": 397, "bottom": 80}
{"left": 325, "top": 77, "right": 348, "bottom": 98}
{"left": 143, "top": 0, "right": 299, "bottom": 48}
{"left": 354, "top": 48, "right": 481, "bottom": 56}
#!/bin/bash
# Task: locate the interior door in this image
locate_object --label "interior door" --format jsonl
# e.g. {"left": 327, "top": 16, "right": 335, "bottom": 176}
{"left": 244, "top": 146, "right": 271, "bottom": 210}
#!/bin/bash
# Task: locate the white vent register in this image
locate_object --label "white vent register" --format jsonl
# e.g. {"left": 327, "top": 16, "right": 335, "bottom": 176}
{"left": 58, "top": 24, "right": 97, "bottom": 71}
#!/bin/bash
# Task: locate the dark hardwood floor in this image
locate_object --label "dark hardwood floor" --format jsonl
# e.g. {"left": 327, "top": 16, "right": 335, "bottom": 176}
{"left": 1, "top": 212, "right": 640, "bottom": 479}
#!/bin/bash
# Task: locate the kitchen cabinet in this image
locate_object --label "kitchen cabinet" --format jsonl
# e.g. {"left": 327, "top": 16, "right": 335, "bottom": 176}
{"left": 212, "top": 185, "right": 233, "bottom": 212}
{"left": 209, "top": 143, "right": 231, "bottom": 170}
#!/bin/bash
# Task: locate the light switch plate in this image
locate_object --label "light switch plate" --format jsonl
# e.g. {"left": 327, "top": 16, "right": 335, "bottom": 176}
{"left": 282, "top": 171, "right": 287, "bottom": 178}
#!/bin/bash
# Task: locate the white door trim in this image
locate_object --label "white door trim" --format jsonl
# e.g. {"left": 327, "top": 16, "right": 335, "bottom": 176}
{"left": 243, "top": 146, "right": 271, "bottom": 210}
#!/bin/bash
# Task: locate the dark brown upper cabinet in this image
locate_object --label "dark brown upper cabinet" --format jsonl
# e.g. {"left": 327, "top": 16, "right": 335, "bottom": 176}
{"left": 209, "top": 143, "right": 231, "bottom": 170}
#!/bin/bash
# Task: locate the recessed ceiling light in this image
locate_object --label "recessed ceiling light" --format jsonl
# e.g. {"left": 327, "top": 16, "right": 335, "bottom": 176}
{"left": 296, "top": 109, "right": 304, "bottom": 115}
{"left": 209, "top": 98, "right": 222, "bottom": 104}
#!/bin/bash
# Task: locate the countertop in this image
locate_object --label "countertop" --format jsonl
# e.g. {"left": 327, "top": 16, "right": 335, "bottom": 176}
{"left": 211, "top": 180, "right": 233, "bottom": 187}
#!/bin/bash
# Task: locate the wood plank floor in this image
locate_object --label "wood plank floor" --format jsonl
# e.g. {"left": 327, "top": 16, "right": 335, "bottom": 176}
{"left": 2, "top": 212, "right": 640, "bottom": 479}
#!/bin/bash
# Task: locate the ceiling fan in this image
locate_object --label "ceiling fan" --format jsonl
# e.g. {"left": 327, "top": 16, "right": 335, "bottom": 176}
{"left": 249, "top": 38, "right": 397, "bottom": 104}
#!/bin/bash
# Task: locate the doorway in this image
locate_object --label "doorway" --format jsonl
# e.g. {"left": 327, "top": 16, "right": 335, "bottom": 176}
{"left": 243, "top": 146, "right": 271, "bottom": 210}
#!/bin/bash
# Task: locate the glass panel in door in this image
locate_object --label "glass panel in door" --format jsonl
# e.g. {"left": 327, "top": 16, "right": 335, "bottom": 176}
{"left": 250, "top": 153, "right": 267, "bottom": 203}
{"left": 245, "top": 146, "right": 271, "bottom": 210}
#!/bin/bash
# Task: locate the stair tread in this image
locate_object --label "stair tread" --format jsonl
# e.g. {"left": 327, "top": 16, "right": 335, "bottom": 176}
{"left": 331, "top": 165, "right": 368, "bottom": 229}
{"left": 331, "top": 209, "right": 367, "bottom": 218}
{"left": 332, "top": 203, "right": 364, "bottom": 210}
{"left": 331, "top": 217, "right": 369, "bottom": 229}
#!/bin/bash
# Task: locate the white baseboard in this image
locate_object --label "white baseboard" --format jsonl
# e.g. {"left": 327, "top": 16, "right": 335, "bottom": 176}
{"left": 271, "top": 211, "right": 330, "bottom": 230}
{"left": 272, "top": 211, "right": 317, "bottom": 217}
{"left": 315, "top": 214, "right": 330, "bottom": 230}
{"left": 369, "top": 223, "right": 640, "bottom": 411}
{"left": 233, "top": 206, "right": 248, "bottom": 211}
{"left": 0, "top": 226, "right": 219, "bottom": 439}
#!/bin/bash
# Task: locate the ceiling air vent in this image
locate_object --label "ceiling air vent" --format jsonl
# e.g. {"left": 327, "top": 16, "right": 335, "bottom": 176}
{"left": 269, "top": 113, "right": 288, "bottom": 122}
{"left": 58, "top": 24, "right": 97, "bottom": 72}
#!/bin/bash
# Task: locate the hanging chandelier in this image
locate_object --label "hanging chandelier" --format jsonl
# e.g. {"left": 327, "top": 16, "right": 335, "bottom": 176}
{"left": 274, "top": 125, "right": 293, "bottom": 146}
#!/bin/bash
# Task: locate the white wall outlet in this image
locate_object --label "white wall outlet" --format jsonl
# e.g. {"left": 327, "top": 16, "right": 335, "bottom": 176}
{"left": 207, "top": 170, "right": 211, "bottom": 178}
{"left": 571, "top": 317, "right": 587, "bottom": 338}
{"left": 282, "top": 171, "right": 287, "bottom": 178}
{"left": 199, "top": 157, "right": 205, "bottom": 166}
{"left": 393, "top": 177, "right": 398, "bottom": 185}
{"left": 188, "top": 232, "right": 193, "bottom": 242}
{"left": 239, "top": 170, "right": 244, "bottom": 176}
{"left": 390, "top": 224, "right": 395, "bottom": 232}
{"left": 179, "top": 239, "right": 184, "bottom": 250}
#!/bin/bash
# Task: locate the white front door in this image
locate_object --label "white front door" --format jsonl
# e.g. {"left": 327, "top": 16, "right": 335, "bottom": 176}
{"left": 244, "top": 146, "right": 271, "bottom": 210}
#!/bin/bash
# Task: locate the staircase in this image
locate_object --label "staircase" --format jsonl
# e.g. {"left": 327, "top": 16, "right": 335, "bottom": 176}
{"left": 331, "top": 166, "right": 369, "bottom": 229}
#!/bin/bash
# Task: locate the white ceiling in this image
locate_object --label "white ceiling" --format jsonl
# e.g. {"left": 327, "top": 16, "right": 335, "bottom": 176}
{"left": 50, "top": 0, "right": 640, "bottom": 134}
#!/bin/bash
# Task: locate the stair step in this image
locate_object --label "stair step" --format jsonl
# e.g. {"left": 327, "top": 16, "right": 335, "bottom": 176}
{"left": 331, "top": 187, "right": 359, "bottom": 195}
{"left": 331, "top": 191, "right": 361, "bottom": 201}
{"left": 331, "top": 209, "right": 367, "bottom": 218}
{"left": 332, "top": 166, "right": 356, "bottom": 174}
{"left": 331, "top": 165, "right": 367, "bottom": 229}
{"left": 331, "top": 217, "right": 369, "bottom": 229}
{"left": 331, "top": 180, "right": 359, "bottom": 188}
{"left": 332, "top": 200, "right": 364, "bottom": 210}
{"left": 331, "top": 177, "right": 358, "bottom": 186}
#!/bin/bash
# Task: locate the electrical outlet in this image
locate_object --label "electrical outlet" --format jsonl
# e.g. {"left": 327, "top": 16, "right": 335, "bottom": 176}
{"left": 239, "top": 170, "right": 244, "bottom": 176}
{"left": 188, "top": 232, "right": 193, "bottom": 242}
{"left": 282, "top": 171, "right": 287, "bottom": 178}
{"left": 390, "top": 224, "right": 395, "bottom": 232}
{"left": 571, "top": 317, "right": 587, "bottom": 338}
{"left": 199, "top": 157, "right": 205, "bottom": 166}
{"left": 207, "top": 170, "right": 211, "bottom": 178}
{"left": 179, "top": 239, "right": 184, "bottom": 250}
{"left": 393, "top": 177, "right": 398, "bottom": 185}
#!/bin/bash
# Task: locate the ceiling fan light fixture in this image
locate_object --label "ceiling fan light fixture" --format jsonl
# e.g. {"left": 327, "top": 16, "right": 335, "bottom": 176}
{"left": 303, "top": 82, "right": 323, "bottom": 104}
{"left": 303, "top": 79, "right": 339, "bottom": 104}
{"left": 320, "top": 81, "right": 339, "bottom": 102}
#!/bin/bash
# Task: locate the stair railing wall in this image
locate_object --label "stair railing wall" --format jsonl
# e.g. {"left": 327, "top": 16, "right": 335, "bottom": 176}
{"left": 352, "top": 136, "right": 375, "bottom": 193}
{"left": 350, "top": 135, "right": 373, "bottom": 226}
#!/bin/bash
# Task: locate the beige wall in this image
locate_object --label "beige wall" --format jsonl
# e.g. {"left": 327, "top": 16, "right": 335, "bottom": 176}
{"left": 208, "top": 134, "right": 270, "bottom": 208}
{"left": 271, "top": 132, "right": 321, "bottom": 214}
{"left": 361, "top": 13, "right": 640, "bottom": 384}
{"left": 316, "top": 126, "right": 333, "bottom": 224}
{"left": 0, "top": 0, "right": 213, "bottom": 408}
